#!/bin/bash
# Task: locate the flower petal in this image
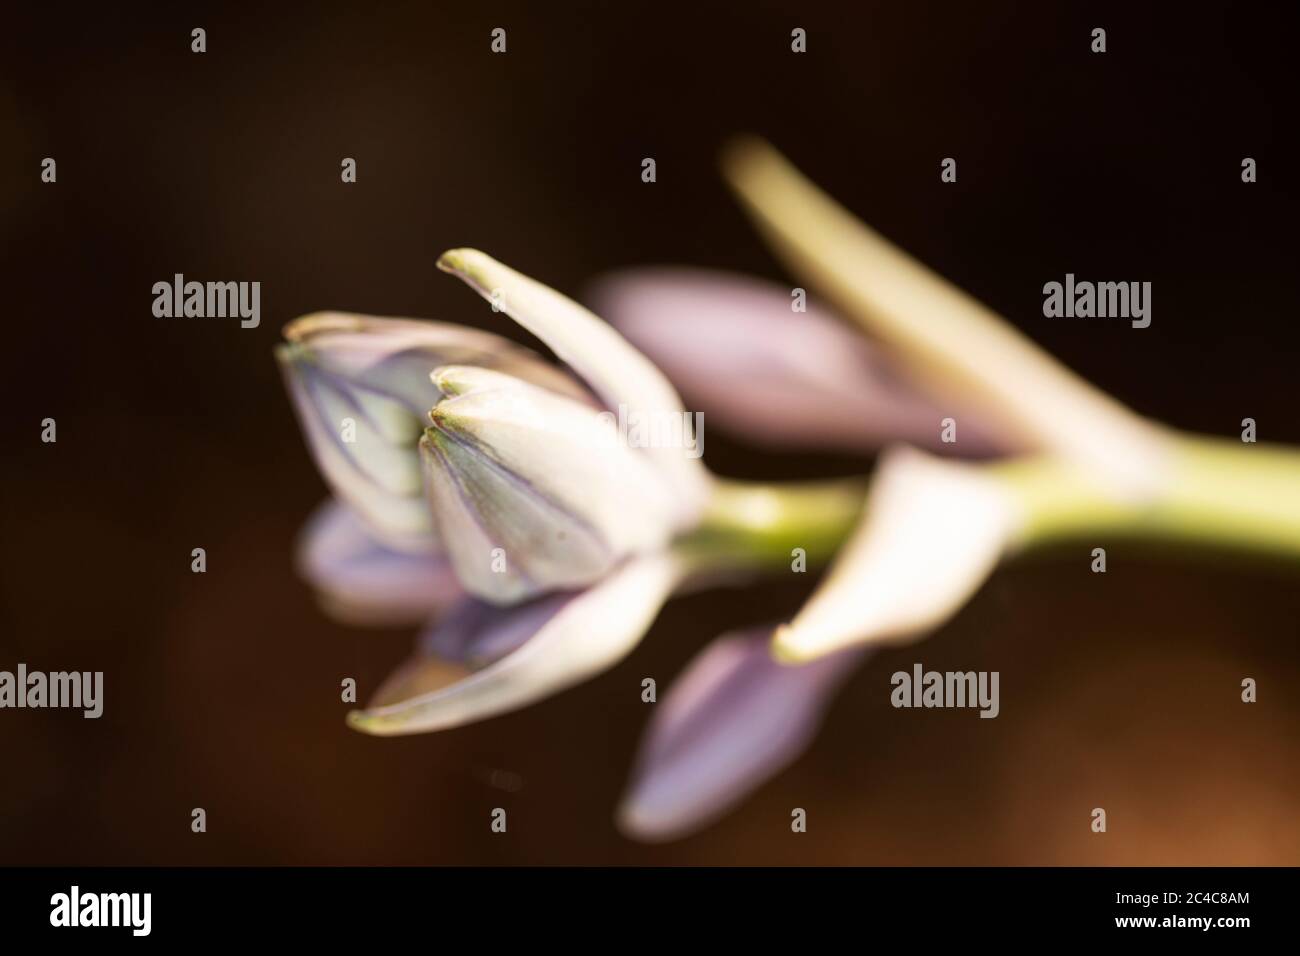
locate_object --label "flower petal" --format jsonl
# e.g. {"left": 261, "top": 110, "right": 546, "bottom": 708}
{"left": 279, "top": 353, "right": 438, "bottom": 550}
{"left": 619, "top": 628, "right": 864, "bottom": 842}
{"left": 774, "top": 446, "right": 1019, "bottom": 662}
{"left": 295, "top": 498, "right": 462, "bottom": 626}
{"left": 420, "top": 366, "right": 682, "bottom": 603}
{"left": 284, "top": 312, "right": 589, "bottom": 406}
{"left": 367, "top": 595, "right": 566, "bottom": 707}
{"left": 347, "top": 552, "right": 682, "bottom": 735}
{"left": 587, "top": 267, "right": 1007, "bottom": 455}
{"left": 277, "top": 311, "right": 590, "bottom": 552}
{"left": 437, "top": 249, "right": 712, "bottom": 517}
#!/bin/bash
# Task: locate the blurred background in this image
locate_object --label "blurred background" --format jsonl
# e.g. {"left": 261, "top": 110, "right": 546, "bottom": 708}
{"left": 1, "top": 1, "right": 1297, "bottom": 864}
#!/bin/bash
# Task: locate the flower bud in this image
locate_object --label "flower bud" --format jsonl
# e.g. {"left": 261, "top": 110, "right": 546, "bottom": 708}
{"left": 421, "top": 365, "right": 684, "bottom": 602}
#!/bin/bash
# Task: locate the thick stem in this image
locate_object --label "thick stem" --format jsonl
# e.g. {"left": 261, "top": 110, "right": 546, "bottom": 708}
{"left": 681, "top": 434, "right": 1300, "bottom": 577}
{"left": 996, "top": 435, "right": 1300, "bottom": 560}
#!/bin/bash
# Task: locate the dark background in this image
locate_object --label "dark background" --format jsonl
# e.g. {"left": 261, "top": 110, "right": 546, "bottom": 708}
{"left": 2, "top": 1, "right": 1296, "bottom": 864}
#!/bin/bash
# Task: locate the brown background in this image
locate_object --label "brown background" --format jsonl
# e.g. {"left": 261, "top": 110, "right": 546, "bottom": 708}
{"left": 1, "top": 1, "right": 1297, "bottom": 864}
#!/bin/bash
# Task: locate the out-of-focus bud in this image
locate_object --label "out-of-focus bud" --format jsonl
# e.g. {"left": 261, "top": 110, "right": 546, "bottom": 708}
{"left": 295, "top": 498, "right": 463, "bottom": 626}
{"left": 619, "top": 627, "right": 864, "bottom": 842}
{"left": 588, "top": 267, "right": 1007, "bottom": 455}
{"left": 774, "top": 446, "right": 1019, "bottom": 662}
{"left": 721, "top": 136, "right": 1173, "bottom": 494}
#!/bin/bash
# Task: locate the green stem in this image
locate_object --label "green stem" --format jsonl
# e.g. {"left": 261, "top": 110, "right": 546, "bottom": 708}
{"left": 680, "top": 476, "right": 867, "bottom": 570}
{"left": 996, "top": 434, "right": 1300, "bottom": 559}
{"left": 679, "top": 433, "right": 1300, "bottom": 576}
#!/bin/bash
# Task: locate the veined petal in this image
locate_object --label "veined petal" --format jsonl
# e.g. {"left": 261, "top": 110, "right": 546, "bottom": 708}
{"left": 721, "top": 138, "right": 1172, "bottom": 493}
{"left": 284, "top": 312, "right": 588, "bottom": 406}
{"left": 347, "top": 552, "right": 682, "bottom": 735}
{"left": 279, "top": 352, "right": 438, "bottom": 550}
{"left": 773, "top": 446, "right": 1019, "bottom": 662}
{"left": 295, "top": 499, "right": 462, "bottom": 626}
{"left": 437, "top": 249, "right": 712, "bottom": 517}
{"left": 277, "top": 311, "right": 589, "bottom": 552}
{"left": 421, "top": 366, "right": 682, "bottom": 603}
{"left": 619, "top": 628, "right": 864, "bottom": 842}
{"left": 587, "top": 267, "right": 1008, "bottom": 455}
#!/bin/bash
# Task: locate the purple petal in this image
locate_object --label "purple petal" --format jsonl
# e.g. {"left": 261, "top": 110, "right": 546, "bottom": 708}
{"left": 618, "top": 627, "right": 865, "bottom": 842}
{"left": 415, "top": 592, "right": 573, "bottom": 667}
{"left": 369, "top": 593, "right": 569, "bottom": 707}
{"left": 418, "top": 367, "right": 681, "bottom": 604}
{"left": 350, "top": 553, "right": 681, "bottom": 735}
{"left": 276, "top": 312, "right": 593, "bottom": 551}
{"left": 296, "top": 499, "right": 462, "bottom": 626}
{"left": 586, "top": 268, "right": 1008, "bottom": 455}
{"left": 437, "top": 251, "right": 713, "bottom": 516}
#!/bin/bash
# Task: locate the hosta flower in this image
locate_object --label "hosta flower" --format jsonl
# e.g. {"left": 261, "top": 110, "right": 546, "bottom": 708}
{"left": 277, "top": 232, "right": 1024, "bottom": 813}
{"left": 282, "top": 249, "right": 722, "bottom": 734}
{"left": 328, "top": 273, "right": 989, "bottom": 736}
{"left": 371, "top": 243, "right": 1023, "bottom": 739}
{"left": 280, "top": 137, "right": 1300, "bottom": 844}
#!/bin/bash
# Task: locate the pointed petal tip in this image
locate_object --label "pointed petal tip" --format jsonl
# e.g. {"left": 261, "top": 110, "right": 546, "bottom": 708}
{"left": 769, "top": 625, "right": 816, "bottom": 664}
{"left": 615, "top": 801, "right": 690, "bottom": 844}
{"left": 345, "top": 709, "right": 382, "bottom": 735}
{"left": 435, "top": 248, "right": 470, "bottom": 273}
{"left": 429, "top": 363, "right": 526, "bottom": 399}
{"left": 272, "top": 341, "right": 298, "bottom": 366}
{"left": 346, "top": 708, "right": 415, "bottom": 738}
{"left": 429, "top": 365, "right": 462, "bottom": 397}
{"left": 769, "top": 624, "right": 858, "bottom": 664}
{"left": 346, "top": 702, "right": 447, "bottom": 738}
{"left": 436, "top": 249, "right": 490, "bottom": 290}
{"left": 281, "top": 311, "right": 370, "bottom": 343}
{"left": 419, "top": 425, "right": 454, "bottom": 455}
